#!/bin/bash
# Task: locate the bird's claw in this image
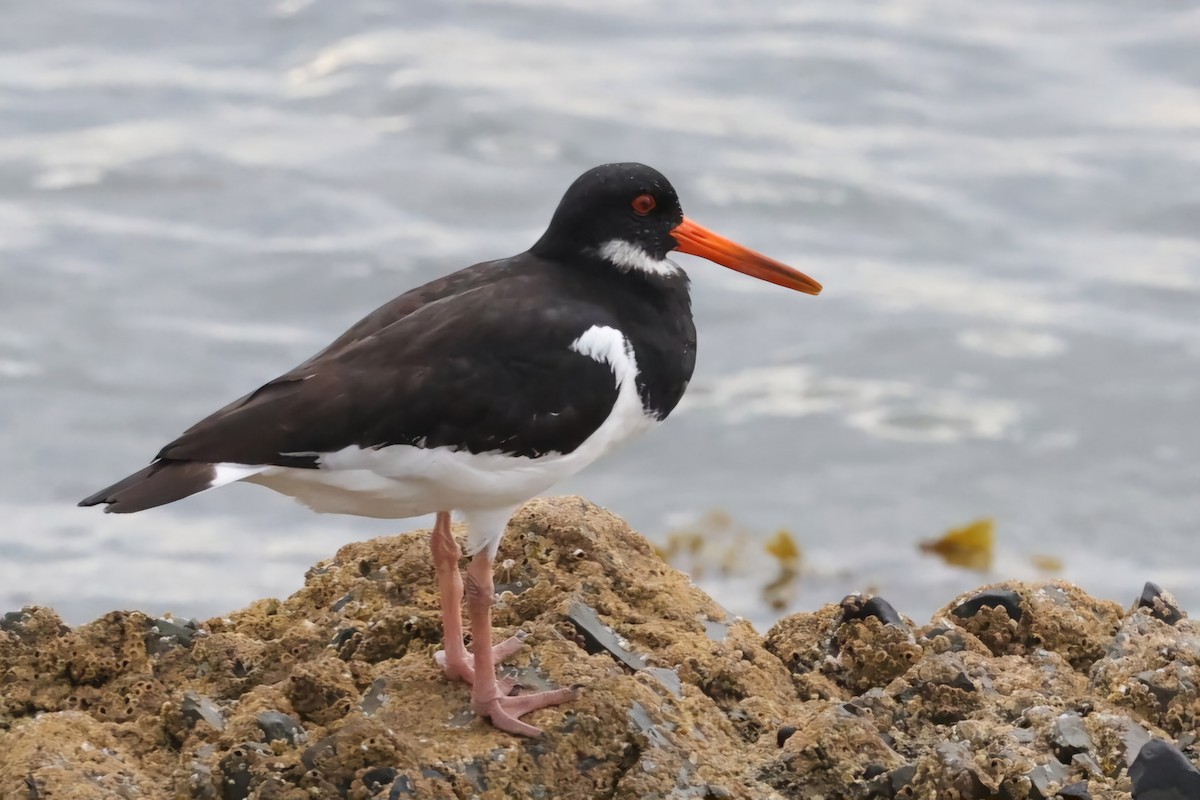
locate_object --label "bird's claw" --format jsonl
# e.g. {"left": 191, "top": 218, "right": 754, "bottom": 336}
{"left": 472, "top": 686, "right": 579, "bottom": 737}
{"left": 435, "top": 631, "right": 528, "bottom": 689}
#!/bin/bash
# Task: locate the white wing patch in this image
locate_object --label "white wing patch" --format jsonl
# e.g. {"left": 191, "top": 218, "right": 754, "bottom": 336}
{"left": 210, "top": 463, "right": 266, "bottom": 488}
{"left": 598, "top": 239, "right": 682, "bottom": 277}
{"left": 569, "top": 324, "right": 637, "bottom": 387}
{"left": 568, "top": 323, "right": 657, "bottom": 443}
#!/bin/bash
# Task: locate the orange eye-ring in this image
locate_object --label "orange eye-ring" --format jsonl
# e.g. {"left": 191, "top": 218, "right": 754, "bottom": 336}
{"left": 632, "top": 194, "right": 656, "bottom": 216}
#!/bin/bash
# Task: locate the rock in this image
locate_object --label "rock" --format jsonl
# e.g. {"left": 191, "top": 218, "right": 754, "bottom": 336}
{"left": 839, "top": 594, "right": 904, "bottom": 628}
{"left": 148, "top": 615, "right": 201, "bottom": 650}
{"left": 890, "top": 763, "right": 917, "bottom": 795}
{"left": 1058, "top": 781, "right": 1093, "bottom": 799}
{"left": 181, "top": 691, "right": 226, "bottom": 731}
{"left": 0, "top": 712, "right": 161, "bottom": 798}
{"left": 217, "top": 742, "right": 271, "bottom": 800}
{"left": 953, "top": 588, "right": 1025, "bottom": 622}
{"left": 776, "top": 724, "right": 797, "bottom": 747}
{"left": 566, "top": 598, "right": 648, "bottom": 670}
{"left": 942, "top": 582, "right": 1123, "bottom": 670}
{"left": 766, "top": 599, "right": 921, "bottom": 696}
{"left": 1027, "top": 760, "right": 1070, "bottom": 799}
{"left": 759, "top": 704, "right": 904, "bottom": 796}
{"left": 1129, "top": 738, "right": 1200, "bottom": 800}
{"left": 256, "top": 710, "right": 304, "bottom": 744}
{"left": 1091, "top": 609, "right": 1200, "bottom": 740}
{"left": 1135, "top": 581, "right": 1185, "bottom": 626}
{"left": 388, "top": 774, "right": 416, "bottom": 796}
{"left": 1051, "top": 711, "right": 1093, "bottom": 761}
{"left": 1, "top": 496, "right": 1198, "bottom": 799}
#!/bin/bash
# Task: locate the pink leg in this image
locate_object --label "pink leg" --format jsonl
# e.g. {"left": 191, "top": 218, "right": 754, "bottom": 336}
{"left": 431, "top": 512, "right": 473, "bottom": 682}
{"left": 431, "top": 513, "right": 526, "bottom": 686}
{"left": 464, "top": 551, "right": 577, "bottom": 736}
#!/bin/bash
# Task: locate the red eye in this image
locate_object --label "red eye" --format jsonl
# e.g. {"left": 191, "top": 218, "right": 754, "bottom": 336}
{"left": 631, "top": 194, "right": 656, "bottom": 216}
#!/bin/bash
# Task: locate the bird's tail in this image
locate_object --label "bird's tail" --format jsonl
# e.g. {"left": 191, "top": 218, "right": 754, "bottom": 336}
{"left": 78, "top": 460, "right": 262, "bottom": 513}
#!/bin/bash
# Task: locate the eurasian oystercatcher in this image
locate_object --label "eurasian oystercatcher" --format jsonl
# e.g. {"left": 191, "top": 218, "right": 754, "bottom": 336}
{"left": 79, "top": 162, "right": 821, "bottom": 735}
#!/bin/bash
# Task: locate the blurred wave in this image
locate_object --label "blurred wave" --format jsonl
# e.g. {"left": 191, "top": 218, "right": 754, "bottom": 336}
{"left": 1, "top": 0, "right": 1198, "bottom": 626}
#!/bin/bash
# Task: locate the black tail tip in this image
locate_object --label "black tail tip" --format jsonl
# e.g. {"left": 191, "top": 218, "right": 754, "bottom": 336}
{"left": 79, "top": 494, "right": 130, "bottom": 513}
{"left": 76, "top": 461, "right": 218, "bottom": 514}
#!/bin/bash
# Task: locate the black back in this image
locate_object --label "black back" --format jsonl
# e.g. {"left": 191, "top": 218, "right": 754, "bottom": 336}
{"left": 156, "top": 254, "right": 695, "bottom": 466}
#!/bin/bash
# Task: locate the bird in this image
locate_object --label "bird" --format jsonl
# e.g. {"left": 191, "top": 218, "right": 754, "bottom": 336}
{"left": 79, "top": 162, "right": 821, "bottom": 736}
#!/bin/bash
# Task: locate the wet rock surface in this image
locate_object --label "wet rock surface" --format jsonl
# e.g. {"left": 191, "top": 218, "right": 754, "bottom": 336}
{"left": 2, "top": 497, "right": 1199, "bottom": 799}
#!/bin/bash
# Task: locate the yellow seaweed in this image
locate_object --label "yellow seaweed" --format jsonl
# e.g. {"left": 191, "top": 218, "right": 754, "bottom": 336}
{"left": 765, "top": 529, "right": 802, "bottom": 566}
{"left": 920, "top": 518, "right": 994, "bottom": 572}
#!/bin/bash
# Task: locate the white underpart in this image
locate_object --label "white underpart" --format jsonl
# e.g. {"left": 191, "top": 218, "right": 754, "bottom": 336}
{"left": 598, "top": 239, "right": 682, "bottom": 277}
{"left": 238, "top": 324, "right": 659, "bottom": 558}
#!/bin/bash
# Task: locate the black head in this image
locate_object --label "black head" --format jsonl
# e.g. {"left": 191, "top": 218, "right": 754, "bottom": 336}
{"left": 531, "top": 162, "right": 684, "bottom": 267}
{"left": 531, "top": 162, "right": 823, "bottom": 294}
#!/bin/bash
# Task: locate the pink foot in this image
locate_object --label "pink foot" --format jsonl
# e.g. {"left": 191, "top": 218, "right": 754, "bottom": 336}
{"left": 435, "top": 631, "right": 527, "bottom": 686}
{"left": 473, "top": 687, "right": 579, "bottom": 737}
{"left": 460, "top": 550, "right": 576, "bottom": 736}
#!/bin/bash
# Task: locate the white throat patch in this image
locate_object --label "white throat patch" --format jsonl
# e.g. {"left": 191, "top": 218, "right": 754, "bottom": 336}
{"left": 598, "top": 239, "right": 681, "bottom": 277}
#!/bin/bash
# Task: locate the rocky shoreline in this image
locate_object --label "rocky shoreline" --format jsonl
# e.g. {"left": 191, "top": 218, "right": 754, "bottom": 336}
{"left": 2, "top": 497, "right": 1197, "bottom": 799}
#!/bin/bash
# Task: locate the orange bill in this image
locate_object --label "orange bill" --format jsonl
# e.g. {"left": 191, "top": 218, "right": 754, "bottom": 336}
{"left": 671, "top": 217, "right": 822, "bottom": 295}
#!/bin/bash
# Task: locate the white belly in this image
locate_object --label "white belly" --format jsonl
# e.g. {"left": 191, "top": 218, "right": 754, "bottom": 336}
{"left": 245, "top": 324, "right": 658, "bottom": 520}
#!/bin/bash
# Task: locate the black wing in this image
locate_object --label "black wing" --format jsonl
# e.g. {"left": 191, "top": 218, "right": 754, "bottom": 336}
{"left": 155, "top": 263, "right": 622, "bottom": 466}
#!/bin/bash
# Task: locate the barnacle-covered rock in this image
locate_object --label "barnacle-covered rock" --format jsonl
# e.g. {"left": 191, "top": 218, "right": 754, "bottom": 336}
{"left": 2, "top": 498, "right": 1198, "bottom": 799}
